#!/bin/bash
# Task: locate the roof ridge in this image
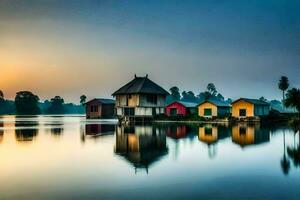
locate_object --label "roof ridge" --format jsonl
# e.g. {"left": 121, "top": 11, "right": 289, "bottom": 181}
{"left": 137, "top": 76, "right": 147, "bottom": 93}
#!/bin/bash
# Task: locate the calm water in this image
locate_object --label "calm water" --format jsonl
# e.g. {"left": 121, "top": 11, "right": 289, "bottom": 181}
{"left": 0, "top": 115, "right": 300, "bottom": 200}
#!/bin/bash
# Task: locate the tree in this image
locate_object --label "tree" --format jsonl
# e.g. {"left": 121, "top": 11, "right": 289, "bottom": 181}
{"left": 226, "top": 98, "right": 233, "bottom": 104}
{"left": 216, "top": 93, "right": 224, "bottom": 101}
{"left": 80, "top": 95, "right": 87, "bottom": 105}
{"left": 181, "top": 91, "right": 187, "bottom": 100}
{"left": 259, "top": 96, "right": 268, "bottom": 102}
{"left": 182, "top": 91, "right": 197, "bottom": 102}
{"left": 0, "top": 90, "right": 4, "bottom": 105}
{"left": 15, "top": 91, "right": 40, "bottom": 114}
{"left": 278, "top": 76, "right": 289, "bottom": 103}
{"left": 284, "top": 88, "right": 300, "bottom": 118}
{"left": 169, "top": 86, "right": 181, "bottom": 101}
{"left": 0, "top": 90, "right": 3, "bottom": 100}
{"left": 207, "top": 83, "right": 217, "bottom": 96}
{"left": 46, "top": 96, "right": 66, "bottom": 114}
{"left": 197, "top": 91, "right": 211, "bottom": 101}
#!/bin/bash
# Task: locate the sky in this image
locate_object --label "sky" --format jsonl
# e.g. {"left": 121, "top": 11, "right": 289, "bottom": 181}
{"left": 0, "top": 0, "right": 299, "bottom": 103}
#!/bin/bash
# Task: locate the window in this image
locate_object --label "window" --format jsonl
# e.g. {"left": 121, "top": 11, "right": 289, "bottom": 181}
{"left": 204, "top": 108, "right": 212, "bottom": 116}
{"left": 239, "top": 109, "right": 246, "bottom": 117}
{"left": 146, "top": 94, "right": 157, "bottom": 104}
{"left": 170, "top": 108, "right": 177, "bottom": 116}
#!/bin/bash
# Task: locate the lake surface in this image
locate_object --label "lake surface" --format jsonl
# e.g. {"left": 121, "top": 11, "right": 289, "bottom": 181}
{"left": 0, "top": 115, "right": 300, "bottom": 200}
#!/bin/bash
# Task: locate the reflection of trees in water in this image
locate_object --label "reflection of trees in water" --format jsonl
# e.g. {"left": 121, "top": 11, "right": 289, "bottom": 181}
{"left": 281, "top": 130, "right": 290, "bottom": 175}
{"left": 115, "top": 125, "right": 168, "bottom": 173}
{"left": 50, "top": 127, "right": 63, "bottom": 137}
{"left": 15, "top": 118, "right": 39, "bottom": 142}
{"left": 0, "top": 121, "right": 3, "bottom": 143}
{"left": 285, "top": 122, "right": 300, "bottom": 173}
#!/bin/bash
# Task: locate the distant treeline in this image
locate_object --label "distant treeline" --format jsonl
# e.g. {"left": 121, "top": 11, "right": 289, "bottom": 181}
{"left": 0, "top": 91, "right": 85, "bottom": 115}
{"left": 166, "top": 83, "right": 232, "bottom": 104}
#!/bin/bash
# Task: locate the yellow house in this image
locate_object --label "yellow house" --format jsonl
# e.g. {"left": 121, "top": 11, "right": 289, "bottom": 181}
{"left": 231, "top": 98, "right": 270, "bottom": 118}
{"left": 198, "top": 99, "right": 231, "bottom": 118}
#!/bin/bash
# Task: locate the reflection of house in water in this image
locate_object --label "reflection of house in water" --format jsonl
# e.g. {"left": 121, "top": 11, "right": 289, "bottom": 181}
{"left": 85, "top": 124, "right": 115, "bottom": 136}
{"left": 15, "top": 129, "right": 38, "bottom": 142}
{"left": 166, "top": 125, "right": 188, "bottom": 139}
{"left": 115, "top": 125, "right": 168, "bottom": 173}
{"left": 198, "top": 124, "right": 230, "bottom": 144}
{"left": 232, "top": 123, "right": 270, "bottom": 147}
{"left": 198, "top": 124, "right": 231, "bottom": 158}
{"left": 15, "top": 120, "right": 38, "bottom": 142}
{"left": 81, "top": 124, "right": 115, "bottom": 142}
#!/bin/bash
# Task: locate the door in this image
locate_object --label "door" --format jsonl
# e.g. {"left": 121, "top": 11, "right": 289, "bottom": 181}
{"left": 170, "top": 108, "right": 177, "bottom": 116}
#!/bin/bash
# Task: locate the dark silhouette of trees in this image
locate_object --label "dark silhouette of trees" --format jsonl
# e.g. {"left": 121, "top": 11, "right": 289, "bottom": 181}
{"left": 169, "top": 86, "right": 181, "bottom": 101}
{"left": 167, "top": 83, "right": 229, "bottom": 104}
{"left": 226, "top": 98, "right": 233, "bottom": 104}
{"left": 284, "top": 88, "right": 300, "bottom": 118}
{"left": 80, "top": 95, "right": 87, "bottom": 105}
{"left": 198, "top": 83, "right": 227, "bottom": 102}
{"left": 46, "top": 96, "right": 66, "bottom": 114}
{"left": 15, "top": 91, "right": 40, "bottom": 115}
{"left": 279, "top": 76, "right": 289, "bottom": 103}
{"left": 0, "top": 90, "right": 3, "bottom": 100}
{"left": 197, "top": 91, "right": 211, "bottom": 101}
{"left": 182, "top": 91, "right": 197, "bottom": 102}
{"left": 207, "top": 83, "right": 217, "bottom": 96}
{"left": 259, "top": 96, "right": 268, "bottom": 102}
{"left": 217, "top": 93, "right": 225, "bottom": 101}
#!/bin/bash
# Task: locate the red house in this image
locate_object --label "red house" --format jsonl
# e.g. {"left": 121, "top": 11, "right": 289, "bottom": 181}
{"left": 165, "top": 101, "right": 197, "bottom": 116}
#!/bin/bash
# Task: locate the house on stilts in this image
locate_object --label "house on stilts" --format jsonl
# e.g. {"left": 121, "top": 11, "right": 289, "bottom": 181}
{"left": 112, "top": 74, "right": 169, "bottom": 123}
